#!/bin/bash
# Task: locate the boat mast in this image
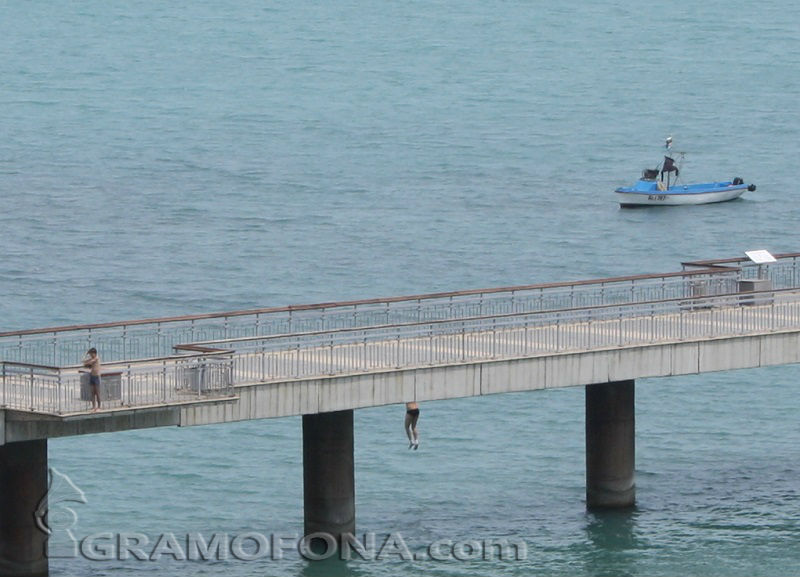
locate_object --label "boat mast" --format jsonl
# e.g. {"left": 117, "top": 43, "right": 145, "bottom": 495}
{"left": 665, "top": 136, "right": 672, "bottom": 188}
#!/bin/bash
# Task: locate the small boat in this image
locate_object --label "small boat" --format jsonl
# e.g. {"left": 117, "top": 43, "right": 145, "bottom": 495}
{"left": 615, "top": 137, "right": 756, "bottom": 207}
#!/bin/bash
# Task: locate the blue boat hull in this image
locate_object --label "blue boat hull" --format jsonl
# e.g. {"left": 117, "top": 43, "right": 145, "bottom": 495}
{"left": 615, "top": 180, "right": 755, "bottom": 207}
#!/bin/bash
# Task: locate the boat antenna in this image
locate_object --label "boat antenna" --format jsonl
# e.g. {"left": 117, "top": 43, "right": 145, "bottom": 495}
{"left": 673, "top": 150, "right": 686, "bottom": 186}
{"left": 665, "top": 136, "right": 673, "bottom": 150}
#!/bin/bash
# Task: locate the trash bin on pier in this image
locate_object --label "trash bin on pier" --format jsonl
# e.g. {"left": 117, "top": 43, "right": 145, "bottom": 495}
{"left": 683, "top": 279, "right": 713, "bottom": 310}
{"left": 181, "top": 364, "right": 206, "bottom": 393}
{"left": 179, "top": 360, "right": 232, "bottom": 394}
{"left": 737, "top": 278, "right": 773, "bottom": 306}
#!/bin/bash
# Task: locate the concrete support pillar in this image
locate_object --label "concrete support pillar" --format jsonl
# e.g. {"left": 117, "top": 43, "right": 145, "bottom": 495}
{"left": 586, "top": 380, "right": 635, "bottom": 509}
{"left": 0, "top": 439, "right": 48, "bottom": 577}
{"left": 303, "top": 410, "right": 355, "bottom": 541}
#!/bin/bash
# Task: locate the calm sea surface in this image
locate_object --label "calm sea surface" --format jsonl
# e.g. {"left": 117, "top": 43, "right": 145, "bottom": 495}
{"left": 2, "top": 1, "right": 800, "bottom": 575}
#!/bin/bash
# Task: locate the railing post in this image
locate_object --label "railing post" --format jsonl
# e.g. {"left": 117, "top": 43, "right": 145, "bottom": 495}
{"left": 649, "top": 305, "right": 655, "bottom": 343}
{"left": 198, "top": 358, "right": 204, "bottom": 398}
{"left": 28, "top": 367, "right": 34, "bottom": 411}
{"left": 491, "top": 319, "right": 496, "bottom": 358}
{"left": 524, "top": 321, "right": 529, "bottom": 354}
{"left": 260, "top": 346, "right": 267, "bottom": 381}
{"left": 771, "top": 298, "right": 776, "bottom": 331}
{"left": 125, "top": 363, "right": 131, "bottom": 407}
{"left": 328, "top": 337, "right": 335, "bottom": 375}
{"left": 707, "top": 305, "right": 714, "bottom": 338}
{"left": 555, "top": 312, "right": 561, "bottom": 351}
{"left": 57, "top": 369, "right": 62, "bottom": 414}
{"left": 161, "top": 360, "right": 167, "bottom": 403}
{"left": 460, "top": 322, "right": 466, "bottom": 362}
{"left": 362, "top": 337, "right": 368, "bottom": 370}
{"left": 228, "top": 355, "right": 235, "bottom": 394}
{"left": 740, "top": 305, "right": 745, "bottom": 334}
{"left": 293, "top": 343, "right": 300, "bottom": 378}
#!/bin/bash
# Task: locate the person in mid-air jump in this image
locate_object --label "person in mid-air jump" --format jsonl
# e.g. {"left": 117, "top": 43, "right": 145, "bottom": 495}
{"left": 405, "top": 401, "right": 420, "bottom": 449}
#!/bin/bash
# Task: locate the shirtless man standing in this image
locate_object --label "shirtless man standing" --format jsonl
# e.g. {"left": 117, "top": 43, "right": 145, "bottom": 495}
{"left": 83, "top": 348, "right": 101, "bottom": 412}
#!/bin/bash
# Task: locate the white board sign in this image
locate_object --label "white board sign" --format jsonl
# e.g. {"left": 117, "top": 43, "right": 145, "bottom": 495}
{"left": 745, "top": 249, "right": 777, "bottom": 264}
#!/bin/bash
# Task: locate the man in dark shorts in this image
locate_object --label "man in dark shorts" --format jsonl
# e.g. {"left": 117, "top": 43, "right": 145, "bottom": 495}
{"left": 405, "top": 401, "right": 420, "bottom": 449}
{"left": 83, "top": 348, "right": 102, "bottom": 412}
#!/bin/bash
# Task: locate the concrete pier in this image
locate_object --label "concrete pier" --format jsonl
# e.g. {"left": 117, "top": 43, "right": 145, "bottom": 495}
{"left": 3, "top": 253, "right": 800, "bottom": 570}
{"left": 0, "top": 439, "right": 48, "bottom": 577}
{"left": 585, "top": 380, "right": 635, "bottom": 509}
{"left": 303, "top": 410, "right": 355, "bottom": 545}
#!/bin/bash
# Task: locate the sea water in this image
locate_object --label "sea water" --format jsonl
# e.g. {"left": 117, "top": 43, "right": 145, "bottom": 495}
{"left": 1, "top": 1, "right": 799, "bottom": 575}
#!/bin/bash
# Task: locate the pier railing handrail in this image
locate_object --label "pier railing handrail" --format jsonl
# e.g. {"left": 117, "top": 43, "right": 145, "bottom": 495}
{"left": 4, "top": 253, "right": 787, "bottom": 341}
{"left": 190, "top": 287, "right": 796, "bottom": 355}
{"left": 1, "top": 253, "right": 799, "bottom": 395}
{"left": 7, "top": 254, "right": 800, "bottom": 367}
{"left": 7, "top": 285, "right": 789, "bottom": 367}
{"left": 1, "top": 361, "right": 63, "bottom": 372}
{"left": 1, "top": 350, "right": 235, "bottom": 415}
{"left": 179, "top": 284, "right": 797, "bottom": 348}
{"left": 3, "top": 281, "right": 800, "bottom": 415}
{"left": 214, "top": 288, "right": 800, "bottom": 388}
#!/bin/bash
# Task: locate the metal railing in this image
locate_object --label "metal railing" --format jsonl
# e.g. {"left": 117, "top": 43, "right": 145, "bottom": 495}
{"left": 0, "top": 353, "right": 234, "bottom": 415}
{"left": 2, "top": 254, "right": 800, "bottom": 415}
{"left": 201, "top": 288, "right": 800, "bottom": 385}
{"left": 4, "top": 253, "right": 800, "bottom": 368}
